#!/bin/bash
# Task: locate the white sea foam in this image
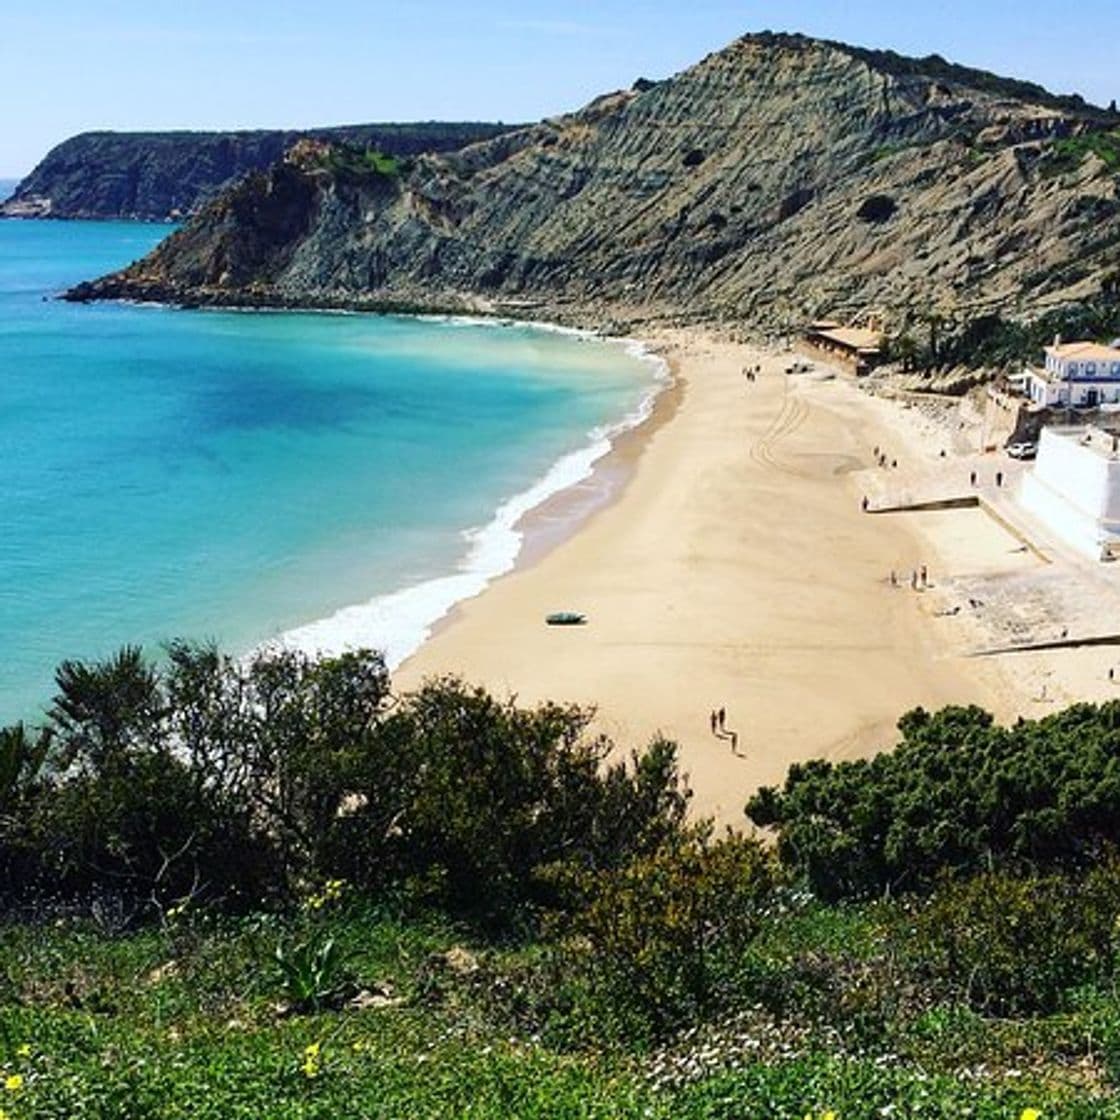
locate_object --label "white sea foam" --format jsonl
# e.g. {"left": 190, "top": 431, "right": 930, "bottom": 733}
{"left": 276, "top": 330, "right": 669, "bottom": 669}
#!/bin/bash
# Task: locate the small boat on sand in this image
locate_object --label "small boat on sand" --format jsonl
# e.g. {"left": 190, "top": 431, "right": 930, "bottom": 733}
{"left": 546, "top": 611, "right": 586, "bottom": 626}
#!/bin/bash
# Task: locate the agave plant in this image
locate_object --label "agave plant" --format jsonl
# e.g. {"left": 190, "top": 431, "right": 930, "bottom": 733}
{"left": 274, "top": 934, "right": 349, "bottom": 1013}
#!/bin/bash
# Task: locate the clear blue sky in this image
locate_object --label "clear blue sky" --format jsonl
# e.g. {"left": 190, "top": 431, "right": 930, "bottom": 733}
{"left": 3, "top": 0, "right": 1118, "bottom": 177}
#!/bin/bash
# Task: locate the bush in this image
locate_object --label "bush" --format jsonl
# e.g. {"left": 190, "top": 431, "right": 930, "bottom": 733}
{"left": 369, "top": 677, "right": 691, "bottom": 927}
{"left": 883, "top": 294, "right": 1120, "bottom": 374}
{"left": 748, "top": 703, "right": 1120, "bottom": 899}
{"left": 899, "top": 861, "right": 1120, "bottom": 1015}
{"left": 552, "top": 833, "right": 781, "bottom": 1041}
{"left": 1, "top": 646, "right": 693, "bottom": 931}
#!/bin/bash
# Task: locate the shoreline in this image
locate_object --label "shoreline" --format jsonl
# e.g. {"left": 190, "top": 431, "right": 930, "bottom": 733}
{"left": 417, "top": 356, "right": 684, "bottom": 652}
{"left": 394, "top": 329, "right": 1017, "bottom": 826}
{"left": 276, "top": 325, "right": 672, "bottom": 670}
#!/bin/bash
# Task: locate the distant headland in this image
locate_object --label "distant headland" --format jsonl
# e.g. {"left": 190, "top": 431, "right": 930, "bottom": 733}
{"left": 0, "top": 122, "right": 520, "bottom": 221}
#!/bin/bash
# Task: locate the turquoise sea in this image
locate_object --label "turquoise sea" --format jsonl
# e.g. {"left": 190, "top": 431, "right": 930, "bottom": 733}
{"left": 0, "top": 218, "right": 661, "bottom": 723}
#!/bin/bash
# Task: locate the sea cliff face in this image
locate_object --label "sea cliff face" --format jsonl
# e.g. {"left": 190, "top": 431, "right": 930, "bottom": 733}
{"left": 68, "top": 33, "right": 1120, "bottom": 329}
{"left": 2, "top": 124, "right": 518, "bottom": 221}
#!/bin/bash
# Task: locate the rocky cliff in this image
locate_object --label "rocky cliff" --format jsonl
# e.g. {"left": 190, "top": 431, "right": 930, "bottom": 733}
{"left": 68, "top": 33, "right": 1120, "bottom": 332}
{"left": 2, "top": 123, "right": 517, "bottom": 220}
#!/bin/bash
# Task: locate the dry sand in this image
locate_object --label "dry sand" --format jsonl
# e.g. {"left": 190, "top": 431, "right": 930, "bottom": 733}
{"left": 395, "top": 331, "right": 1017, "bottom": 827}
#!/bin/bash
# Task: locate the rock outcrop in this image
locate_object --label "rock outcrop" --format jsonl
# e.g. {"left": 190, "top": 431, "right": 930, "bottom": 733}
{"left": 3, "top": 123, "right": 518, "bottom": 221}
{"left": 68, "top": 33, "right": 1120, "bottom": 331}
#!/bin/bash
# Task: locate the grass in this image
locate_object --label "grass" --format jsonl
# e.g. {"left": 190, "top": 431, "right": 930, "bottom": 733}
{"left": 2, "top": 901, "right": 1118, "bottom": 1118}
{"left": 1042, "top": 130, "right": 1120, "bottom": 176}
{"left": 321, "top": 146, "right": 403, "bottom": 180}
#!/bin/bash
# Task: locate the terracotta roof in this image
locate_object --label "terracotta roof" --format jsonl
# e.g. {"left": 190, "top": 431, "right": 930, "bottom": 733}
{"left": 1045, "top": 341, "right": 1120, "bottom": 363}
{"left": 810, "top": 326, "right": 881, "bottom": 352}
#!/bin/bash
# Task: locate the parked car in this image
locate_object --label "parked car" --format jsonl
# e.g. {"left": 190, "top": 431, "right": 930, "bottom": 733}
{"left": 1007, "top": 441, "right": 1038, "bottom": 460}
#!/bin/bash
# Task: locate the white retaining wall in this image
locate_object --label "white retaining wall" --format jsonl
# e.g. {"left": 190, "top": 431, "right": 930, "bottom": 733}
{"left": 1019, "top": 428, "right": 1120, "bottom": 556}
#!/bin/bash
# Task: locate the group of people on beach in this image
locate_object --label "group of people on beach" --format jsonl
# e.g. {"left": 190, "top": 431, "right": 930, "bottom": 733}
{"left": 888, "top": 565, "right": 929, "bottom": 591}
{"left": 742, "top": 364, "right": 761, "bottom": 382}
{"left": 708, "top": 706, "right": 740, "bottom": 753}
{"left": 872, "top": 445, "right": 898, "bottom": 470}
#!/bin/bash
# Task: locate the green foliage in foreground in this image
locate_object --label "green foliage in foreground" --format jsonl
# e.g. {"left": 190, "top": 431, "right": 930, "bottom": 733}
{"left": 748, "top": 702, "right": 1120, "bottom": 899}
{"left": 4, "top": 647, "right": 1120, "bottom": 1114}
{"left": 1, "top": 643, "right": 687, "bottom": 929}
{"left": 1, "top": 893, "right": 1117, "bottom": 1118}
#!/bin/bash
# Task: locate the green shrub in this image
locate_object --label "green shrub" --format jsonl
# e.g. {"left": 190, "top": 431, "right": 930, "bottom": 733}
{"left": 899, "top": 861, "right": 1120, "bottom": 1015}
{"left": 749, "top": 703, "right": 1120, "bottom": 899}
{"left": 1042, "top": 130, "right": 1120, "bottom": 176}
{"left": 553, "top": 833, "right": 781, "bottom": 1041}
{"left": 2, "top": 646, "right": 692, "bottom": 931}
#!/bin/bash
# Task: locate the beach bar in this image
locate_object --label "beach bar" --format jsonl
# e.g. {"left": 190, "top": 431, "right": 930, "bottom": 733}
{"left": 802, "top": 320, "right": 883, "bottom": 375}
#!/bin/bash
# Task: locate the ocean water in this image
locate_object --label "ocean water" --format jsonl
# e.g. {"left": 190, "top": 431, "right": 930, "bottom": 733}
{"left": 0, "top": 220, "right": 662, "bottom": 723}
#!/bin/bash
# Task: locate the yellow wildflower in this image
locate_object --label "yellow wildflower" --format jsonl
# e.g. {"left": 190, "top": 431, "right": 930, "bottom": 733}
{"left": 301, "top": 1040, "right": 322, "bottom": 1078}
{"left": 1020, "top": 1111, "right": 1042, "bottom": 1120}
{"left": 4, "top": 1073, "right": 23, "bottom": 1092}
{"left": 305, "top": 878, "right": 347, "bottom": 911}
{"left": 822, "top": 1113, "right": 838, "bottom": 1120}
{"left": 14, "top": 1046, "right": 29, "bottom": 1059}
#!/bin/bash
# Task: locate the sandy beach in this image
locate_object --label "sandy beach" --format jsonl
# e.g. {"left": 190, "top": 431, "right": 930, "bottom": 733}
{"left": 395, "top": 331, "right": 1017, "bottom": 827}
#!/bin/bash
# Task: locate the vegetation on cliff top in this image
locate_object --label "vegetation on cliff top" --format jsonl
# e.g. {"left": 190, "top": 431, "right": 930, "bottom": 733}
{"left": 2, "top": 644, "right": 1120, "bottom": 1115}
{"left": 294, "top": 142, "right": 408, "bottom": 182}
{"left": 826, "top": 38, "right": 1112, "bottom": 118}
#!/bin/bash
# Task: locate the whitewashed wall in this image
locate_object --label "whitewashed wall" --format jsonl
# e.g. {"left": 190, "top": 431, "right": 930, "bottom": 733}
{"left": 1019, "top": 428, "right": 1120, "bottom": 556}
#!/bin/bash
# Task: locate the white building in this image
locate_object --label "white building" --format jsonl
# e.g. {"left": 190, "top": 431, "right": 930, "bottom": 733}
{"left": 1023, "top": 341, "right": 1120, "bottom": 408}
{"left": 1019, "top": 425, "right": 1120, "bottom": 557}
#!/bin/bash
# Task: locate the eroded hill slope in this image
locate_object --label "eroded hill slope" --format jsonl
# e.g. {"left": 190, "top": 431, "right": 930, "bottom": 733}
{"left": 69, "top": 33, "right": 1120, "bottom": 330}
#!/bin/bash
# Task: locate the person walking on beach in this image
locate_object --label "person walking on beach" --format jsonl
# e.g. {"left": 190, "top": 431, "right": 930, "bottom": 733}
{"left": 995, "top": 470, "right": 1003, "bottom": 488}
{"left": 718, "top": 706, "right": 726, "bottom": 731}
{"left": 710, "top": 710, "right": 717, "bottom": 735}
{"left": 861, "top": 495, "right": 869, "bottom": 512}
{"left": 970, "top": 470, "right": 977, "bottom": 487}
{"left": 919, "top": 564, "right": 928, "bottom": 587}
